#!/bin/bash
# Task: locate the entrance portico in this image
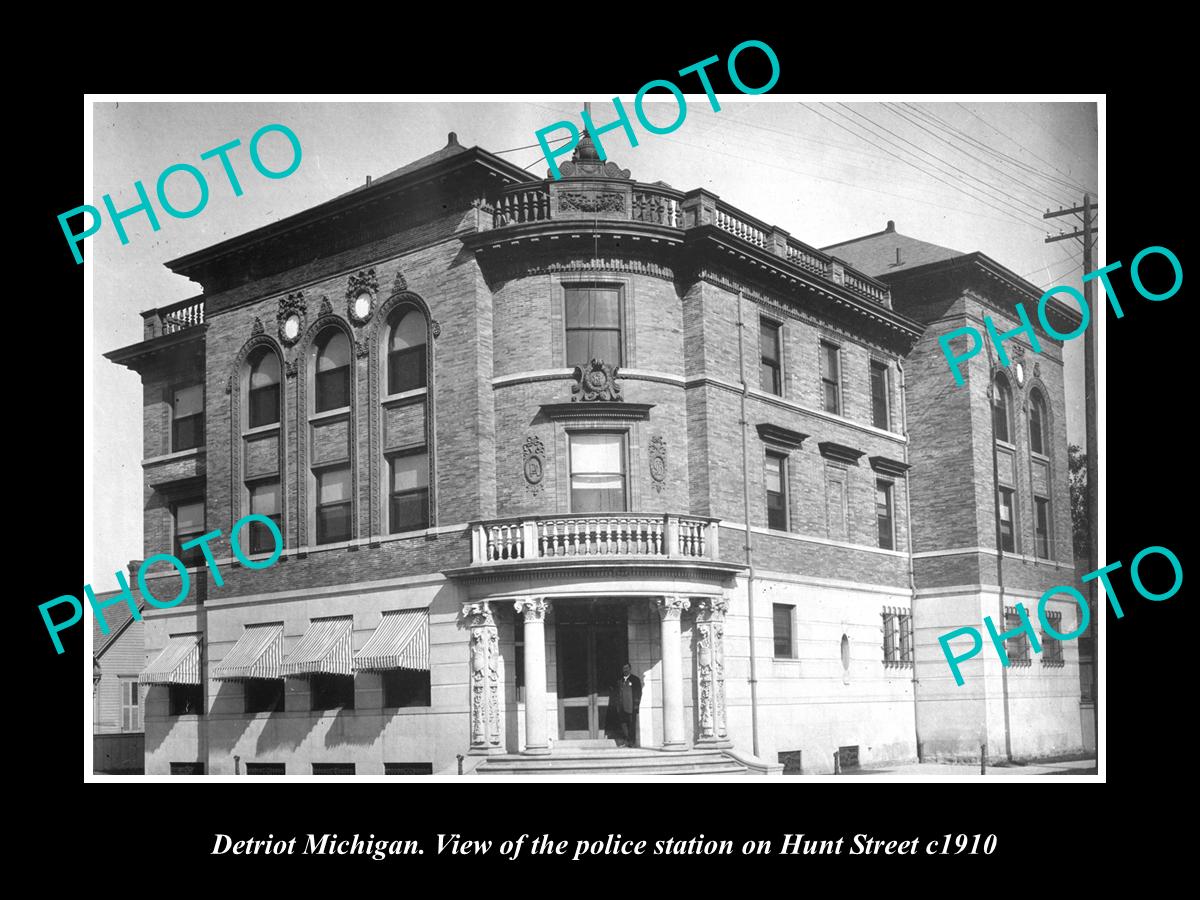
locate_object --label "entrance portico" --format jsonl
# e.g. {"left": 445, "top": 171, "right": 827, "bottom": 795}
{"left": 461, "top": 592, "right": 731, "bottom": 756}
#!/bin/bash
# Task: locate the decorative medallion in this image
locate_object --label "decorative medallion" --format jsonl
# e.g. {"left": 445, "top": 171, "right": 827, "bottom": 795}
{"left": 277, "top": 292, "right": 305, "bottom": 346}
{"left": 559, "top": 191, "right": 624, "bottom": 213}
{"left": 571, "top": 359, "right": 623, "bottom": 402}
{"left": 346, "top": 268, "right": 378, "bottom": 324}
{"left": 523, "top": 435, "right": 546, "bottom": 494}
{"left": 318, "top": 296, "right": 333, "bottom": 317}
{"left": 250, "top": 316, "right": 264, "bottom": 336}
{"left": 649, "top": 435, "right": 667, "bottom": 493}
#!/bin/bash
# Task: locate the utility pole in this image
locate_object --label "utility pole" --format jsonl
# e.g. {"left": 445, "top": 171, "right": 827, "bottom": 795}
{"left": 1044, "top": 195, "right": 1098, "bottom": 750}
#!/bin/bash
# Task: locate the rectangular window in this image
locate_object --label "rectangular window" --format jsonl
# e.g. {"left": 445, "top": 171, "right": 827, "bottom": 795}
{"left": 314, "top": 368, "right": 350, "bottom": 413}
{"left": 1034, "top": 496, "right": 1051, "bottom": 559}
{"left": 997, "top": 487, "right": 1016, "bottom": 553}
{"left": 169, "top": 684, "right": 203, "bottom": 716}
{"left": 248, "top": 480, "right": 282, "bottom": 554}
{"left": 245, "top": 762, "right": 286, "bottom": 775}
{"left": 1003, "top": 607, "right": 1031, "bottom": 666}
{"left": 820, "top": 341, "right": 841, "bottom": 414}
{"left": 248, "top": 382, "right": 280, "bottom": 429}
{"left": 870, "top": 361, "right": 890, "bottom": 430}
{"left": 244, "top": 679, "right": 284, "bottom": 714}
{"left": 899, "top": 611, "right": 913, "bottom": 665}
{"left": 173, "top": 498, "right": 206, "bottom": 567}
{"left": 120, "top": 679, "right": 140, "bottom": 732}
{"left": 389, "top": 451, "right": 430, "bottom": 533}
{"left": 169, "top": 762, "right": 204, "bottom": 775}
{"left": 383, "top": 669, "right": 432, "bottom": 708}
{"left": 569, "top": 432, "right": 627, "bottom": 513}
{"left": 765, "top": 452, "right": 788, "bottom": 531}
{"left": 1043, "top": 611, "right": 1065, "bottom": 666}
{"left": 310, "top": 673, "right": 355, "bottom": 711}
{"left": 315, "top": 467, "right": 352, "bottom": 545}
{"left": 385, "top": 762, "right": 434, "bottom": 775}
{"left": 759, "top": 319, "right": 782, "bottom": 396}
{"left": 826, "top": 470, "right": 847, "bottom": 541}
{"left": 388, "top": 344, "right": 427, "bottom": 396}
{"left": 773, "top": 603, "right": 794, "bottom": 659}
{"left": 565, "top": 286, "right": 622, "bottom": 366}
{"left": 312, "top": 763, "right": 356, "bottom": 775}
{"left": 876, "top": 480, "right": 895, "bottom": 550}
{"left": 172, "top": 384, "right": 205, "bottom": 451}
{"left": 882, "top": 611, "right": 898, "bottom": 664}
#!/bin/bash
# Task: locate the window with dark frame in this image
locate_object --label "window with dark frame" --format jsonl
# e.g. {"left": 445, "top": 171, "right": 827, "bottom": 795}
{"left": 314, "top": 329, "right": 351, "bottom": 413}
{"left": 1034, "top": 496, "right": 1051, "bottom": 559}
{"left": 389, "top": 451, "right": 430, "bottom": 533}
{"left": 385, "top": 763, "right": 434, "bottom": 775}
{"left": 882, "top": 607, "right": 913, "bottom": 668}
{"left": 388, "top": 309, "right": 428, "bottom": 396}
{"left": 820, "top": 341, "right": 841, "bottom": 414}
{"left": 383, "top": 669, "right": 431, "bottom": 708}
{"left": 310, "top": 673, "right": 355, "bottom": 711}
{"left": 766, "top": 452, "right": 788, "bottom": 531}
{"left": 875, "top": 480, "right": 895, "bottom": 550}
{"left": 168, "top": 683, "right": 204, "bottom": 716}
{"left": 170, "top": 762, "right": 204, "bottom": 775}
{"left": 1029, "top": 390, "right": 1047, "bottom": 455}
{"left": 773, "top": 603, "right": 794, "bottom": 658}
{"left": 870, "top": 361, "right": 890, "bottom": 430}
{"left": 171, "top": 383, "right": 204, "bottom": 451}
{"left": 173, "top": 498, "right": 206, "bottom": 566}
{"left": 245, "top": 762, "right": 286, "bottom": 775}
{"left": 1003, "top": 606, "right": 1032, "bottom": 666}
{"left": 997, "top": 487, "right": 1017, "bottom": 553}
{"left": 121, "top": 679, "right": 140, "bottom": 732}
{"left": 312, "top": 763, "right": 356, "bottom": 775}
{"left": 315, "top": 466, "right": 352, "bottom": 544}
{"left": 899, "top": 611, "right": 913, "bottom": 664}
{"left": 244, "top": 679, "right": 284, "bottom": 714}
{"left": 569, "top": 432, "right": 627, "bottom": 513}
{"left": 1042, "top": 610, "right": 1065, "bottom": 666}
{"left": 247, "top": 480, "right": 282, "bottom": 554}
{"left": 993, "top": 377, "right": 1012, "bottom": 443}
{"left": 760, "top": 319, "right": 782, "bottom": 396}
{"left": 565, "top": 286, "right": 622, "bottom": 366}
{"left": 248, "top": 348, "right": 281, "bottom": 428}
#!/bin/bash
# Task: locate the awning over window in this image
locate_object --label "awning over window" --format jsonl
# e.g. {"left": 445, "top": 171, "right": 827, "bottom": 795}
{"left": 282, "top": 616, "right": 353, "bottom": 677}
{"left": 212, "top": 623, "right": 283, "bottom": 681}
{"left": 139, "top": 634, "right": 201, "bottom": 685}
{"left": 353, "top": 610, "right": 429, "bottom": 672}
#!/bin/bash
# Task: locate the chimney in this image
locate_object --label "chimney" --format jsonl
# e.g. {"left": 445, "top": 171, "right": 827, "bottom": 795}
{"left": 896, "top": 247, "right": 902, "bottom": 265}
{"left": 885, "top": 220, "right": 895, "bottom": 232}
{"left": 365, "top": 175, "right": 372, "bottom": 187}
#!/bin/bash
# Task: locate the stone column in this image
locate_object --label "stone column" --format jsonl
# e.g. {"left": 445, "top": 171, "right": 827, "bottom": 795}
{"left": 514, "top": 597, "right": 550, "bottom": 755}
{"left": 655, "top": 596, "right": 691, "bottom": 751}
{"left": 694, "top": 597, "right": 731, "bottom": 747}
{"left": 463, "top": 601, "right": 501, "bottom": 755}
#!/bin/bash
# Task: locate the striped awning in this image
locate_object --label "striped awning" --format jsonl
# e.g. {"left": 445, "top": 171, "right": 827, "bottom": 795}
{"left": 353, "top": 610, "right": 429, "bottom": 672}
{"left": 212, "top": 623, "right": 284, "bottom": 681}
{"left": 139, "top": 634, "right": 201, "bottom": 685}
{"left": 282, "top": 616, "right": 353, "bottom": 677}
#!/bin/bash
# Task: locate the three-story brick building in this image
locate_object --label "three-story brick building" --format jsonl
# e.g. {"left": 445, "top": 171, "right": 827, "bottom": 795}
{"left": 104, "top": 127, "right": 1086, "bottom": 775}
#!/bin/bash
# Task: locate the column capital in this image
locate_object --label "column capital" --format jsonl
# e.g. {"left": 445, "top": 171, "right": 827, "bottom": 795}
{"left": 460, "top": 601, "right": 495, "bottom": 629}
{"left": 513, "top": 597, "right": 548, "bottom": 622}
{"left": 654, "top": 595, "right": 691, "bottom": 622}
{"left": 693, "top": 596, "right": 729, "bottom": 623}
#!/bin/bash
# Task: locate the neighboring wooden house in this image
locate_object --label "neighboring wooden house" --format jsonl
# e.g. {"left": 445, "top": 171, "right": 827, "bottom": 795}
{"left": 93, "top": 599, "right": 146, "bottom": 774}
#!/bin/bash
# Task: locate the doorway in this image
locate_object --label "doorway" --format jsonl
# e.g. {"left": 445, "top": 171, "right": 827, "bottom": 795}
{"left": 555, "top": 601, "right": 627, "bottom": 740}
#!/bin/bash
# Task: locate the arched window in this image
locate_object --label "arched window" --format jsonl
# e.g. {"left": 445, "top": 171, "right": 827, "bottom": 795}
{"left": 247, "top": 348, "right": 281, "bottom": 428}
{"left": 315, "top": 329, "right": 351, "bottom": 413}
{"left": 388, "top": 309, "right": 427, "bottom": 395}
{"left": 992, "top": 375, "right": 1013, "bottom": 443}
{"left": 1029, "top": 390, "right": 1047, "bottom": 455}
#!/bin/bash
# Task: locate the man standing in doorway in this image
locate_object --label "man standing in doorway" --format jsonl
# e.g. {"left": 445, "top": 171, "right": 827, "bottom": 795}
{"left": 618, "top": 663, "right": 642, "bottom": 748}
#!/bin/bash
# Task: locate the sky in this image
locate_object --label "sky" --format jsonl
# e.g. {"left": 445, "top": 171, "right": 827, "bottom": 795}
{"left": 89, "top": 97, "right": 1099, "bottom": 589}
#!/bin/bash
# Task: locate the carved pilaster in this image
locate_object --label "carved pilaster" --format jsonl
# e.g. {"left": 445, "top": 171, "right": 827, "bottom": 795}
{"left": 693, "top": 597, "right": 730, "bottom": 746}
{"left": 462, "top": 602, "right": 501, "bottom": 753}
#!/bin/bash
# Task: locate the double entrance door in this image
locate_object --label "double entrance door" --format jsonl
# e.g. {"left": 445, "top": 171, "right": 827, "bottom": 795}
{"left": 555, "top": 601, "right": 627, "bottom": 740}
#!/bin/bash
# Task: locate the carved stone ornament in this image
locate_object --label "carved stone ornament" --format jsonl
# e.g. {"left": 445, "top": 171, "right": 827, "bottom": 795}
{"left": 559, "top": 191, "right": 624, "bottom": 213}
{"left": 649, "top": 435, "right": 667, "bottom": 493}
{"left": 391, "top": 269, "right": 408, "bottom": 296}
{"left": 1034, "top": 361, "right": 1041, "bottom": 379}
{"left": 571, "top": 359, "right": 623, "bottom": 402}
{"left": 654, "top": 596, "right": 691, "bottom": 621}
{"left": 346, "top": 267, "right": 378, "bottom": 299}
{"left": 318, "top": 296, "right": 333, "bottom": 317}
{"left": 277, "top": 292, "right": 305, "bottom": 346}
{"left": 513, "top": 597, "right": 548, "bottom": 622}
{"left": 693, "top": 597, "right": 729, "bottom": 743}
{"left": 250, "top": 317, "right": 264, "bottom": 336}
{"left": 431, "top": 319, "right": 441, "bottom": 339}
{"left": 523, "top": 435, "right": 546, "bottom": 494}
{"left": 284, "top": 359, "right": 298, "bottom": 378}
{"left": 461, "top": 602, "right": 500, "bottom": 751}
{"left": 355, "top": 337, "right": 370, "bottom": 359}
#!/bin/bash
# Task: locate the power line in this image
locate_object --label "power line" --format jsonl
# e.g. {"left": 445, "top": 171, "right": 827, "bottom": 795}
{"left": 956, "top": 103, "right": 1094, "bottom": 195}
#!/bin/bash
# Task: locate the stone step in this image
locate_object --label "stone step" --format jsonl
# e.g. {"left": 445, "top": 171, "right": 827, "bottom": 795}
{"left": 476, "top": 749, "right": 749, "bottom": 776}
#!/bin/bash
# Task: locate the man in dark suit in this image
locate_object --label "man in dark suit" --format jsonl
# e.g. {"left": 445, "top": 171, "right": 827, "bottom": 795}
{"left": 618, "top": 663, "right": 642, "bottom": 748}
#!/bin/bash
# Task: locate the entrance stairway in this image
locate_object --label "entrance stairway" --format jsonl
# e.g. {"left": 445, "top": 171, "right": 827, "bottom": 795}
{"left": 473, "top": 744, "right": 754, "bottom": 776}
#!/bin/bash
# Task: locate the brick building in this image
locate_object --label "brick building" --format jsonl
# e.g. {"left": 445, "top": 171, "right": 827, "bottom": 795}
{"left": 104, "top": 127, "right": 1086, "bottom": 775}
